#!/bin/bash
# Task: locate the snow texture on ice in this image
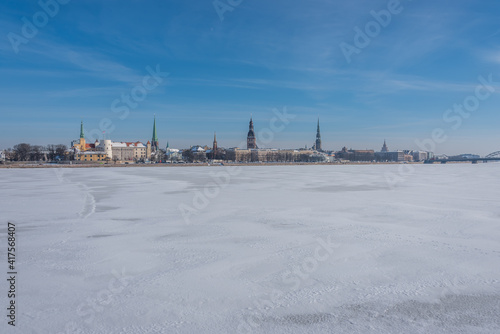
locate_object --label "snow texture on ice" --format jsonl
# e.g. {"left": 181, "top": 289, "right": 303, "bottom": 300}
{"left": 0, "top": 164, "right": 499, "bottom": 333}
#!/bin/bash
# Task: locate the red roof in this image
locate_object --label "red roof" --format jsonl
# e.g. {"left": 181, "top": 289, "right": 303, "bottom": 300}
{"left": 115, "top": 141, "right": 145, "bottom": 147}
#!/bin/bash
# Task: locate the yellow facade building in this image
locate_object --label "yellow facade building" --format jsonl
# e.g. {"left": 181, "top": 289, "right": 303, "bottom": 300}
{"left": 75, "top": 152, "right": 109, "bottom": 162}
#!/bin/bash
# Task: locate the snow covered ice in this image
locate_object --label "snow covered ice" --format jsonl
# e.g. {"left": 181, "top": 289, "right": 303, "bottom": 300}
{"left": 1, "top": 163, "right": 499, "bottom": 333}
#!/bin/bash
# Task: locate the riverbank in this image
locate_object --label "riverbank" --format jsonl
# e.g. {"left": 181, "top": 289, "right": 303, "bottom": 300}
{"left": 0, "top": 161, "right": 429, "bottom": 168}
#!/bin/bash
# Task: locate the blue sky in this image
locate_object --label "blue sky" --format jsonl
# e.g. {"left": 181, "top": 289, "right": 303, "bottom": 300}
{"left": 1, "top": 0, "right": 500, "bottom": 155}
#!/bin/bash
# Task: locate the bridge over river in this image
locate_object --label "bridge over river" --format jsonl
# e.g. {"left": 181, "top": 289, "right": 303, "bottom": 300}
{"left": 424, "top": 151, "right": 500, "bottom": 164}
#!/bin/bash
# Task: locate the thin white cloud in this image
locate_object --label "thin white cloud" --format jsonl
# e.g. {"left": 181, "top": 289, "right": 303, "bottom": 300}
{"left": 5, "top": 38, "right": 143, "bottom": 85}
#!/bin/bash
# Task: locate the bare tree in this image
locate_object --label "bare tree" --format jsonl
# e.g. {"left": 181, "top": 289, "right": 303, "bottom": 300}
{"left": 13, "top": 143, "right": 31, "bottom": 161}
{"left": 182, "top": 149, "right": 194, "bottom": 162}
{"left": 47, "top": 145, "right": 57, "bottom": 161}
{"left": 30, "top": 145, "right": 44, "bottom": 161}
{"left": 55, "top": 145, "right": 68, "bottom": 160}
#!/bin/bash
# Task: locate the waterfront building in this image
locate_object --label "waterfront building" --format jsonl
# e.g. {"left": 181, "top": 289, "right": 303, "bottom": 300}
{"left": 75, "top": 151, "right": 108, "bottom": 162}
{"left": 226, "top": 148, "right": 319, "bottom": 162}
{"left": 72, "top": 117, "right": 157, "bottom": 162}
{"left": 72, "top": 121, "right": 98, "bottom": 152}
{"left": 375, "top": 150, "right": 405, "bottom": 162}
{"left": 337, "top": 147, "right": 375, "bottom": 161}
{"left": 110, "top": 141, "right": 149, "bottom": 161}
{"left": 412, "top": 151, "right": 429, "bottom": 162}
{"left": 166, "top": 142, "right": 182, "bottom": 161}
{"left": 374, "top": 140, "right": 404, "bottom": 162}
{"left": 72, "top": 122, "right": 107, "bottom": 161}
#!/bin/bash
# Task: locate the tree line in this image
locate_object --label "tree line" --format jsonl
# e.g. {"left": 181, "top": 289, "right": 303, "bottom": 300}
{"left": 2, "top": 143, "right": 71, "bottom": 162}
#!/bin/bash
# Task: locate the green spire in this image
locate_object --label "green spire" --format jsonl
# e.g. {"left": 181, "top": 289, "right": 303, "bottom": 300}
{"left": 152, "top": 115, "right": 158, "bottom": 143}
{"left": 80, "top": 121, "right": 84, "bottom": 139}
{"left": 166, "top": 141, "right": 169, "bottom": 149}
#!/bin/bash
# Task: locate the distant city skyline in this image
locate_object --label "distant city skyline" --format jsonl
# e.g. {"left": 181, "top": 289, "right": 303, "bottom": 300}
{"left": 1, "top": 0, "right": 500, "bottom": 155}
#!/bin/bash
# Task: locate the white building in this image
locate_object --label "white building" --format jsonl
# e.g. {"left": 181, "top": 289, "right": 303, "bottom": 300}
{"left": 166, "top": 143, "right": 182, "bottom": 161}
{"left": 412, "top": 151, "right": 429, "bottom": 162}
{"left": 110, "top": 141, "right": 149, "bottom": 161}
{"left": 98, "top": 140, "right": 113, "bottom": 159}
{"left": 190, "top": 145, "right": 206, "bottom": 153}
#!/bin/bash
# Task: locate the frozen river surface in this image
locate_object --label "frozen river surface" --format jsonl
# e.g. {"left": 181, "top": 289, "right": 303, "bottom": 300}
{"left": 1, "top": 164, "right": 499, "bottom": 333}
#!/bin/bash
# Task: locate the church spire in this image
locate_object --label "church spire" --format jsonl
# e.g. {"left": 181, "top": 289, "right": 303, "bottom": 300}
{"left": 80, "top": 121, "right": 84, "bottom": 139}
{"left": 152, "top": 115, "right": 159, "bottom": 151}
{"left": 212, "top": 132, "right": 218, "bottom": 159}
{"left": 315, "top": 118, "right": 322, "bottom": 151}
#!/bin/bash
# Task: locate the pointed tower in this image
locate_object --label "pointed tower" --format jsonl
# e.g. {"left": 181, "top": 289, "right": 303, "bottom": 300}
{"left": 212, "top": 132, "right": 218, "bottom": 159}
{"left": 80, "top": 121, "right": 85, "bottom": 139}
{"left": 77, "top": 121, "right": 86, "bottom": 151}
{"left": 151, "top": 115, "right": 159, "bottom": 152}
{"left": 381, "top": 139, "right": 388, "bottom": 152}
{"left": 247, "top": 116, "right": 257, "bottom": 149}
{"left": 315, "top": 118, "right": 322, "bottom": 151}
